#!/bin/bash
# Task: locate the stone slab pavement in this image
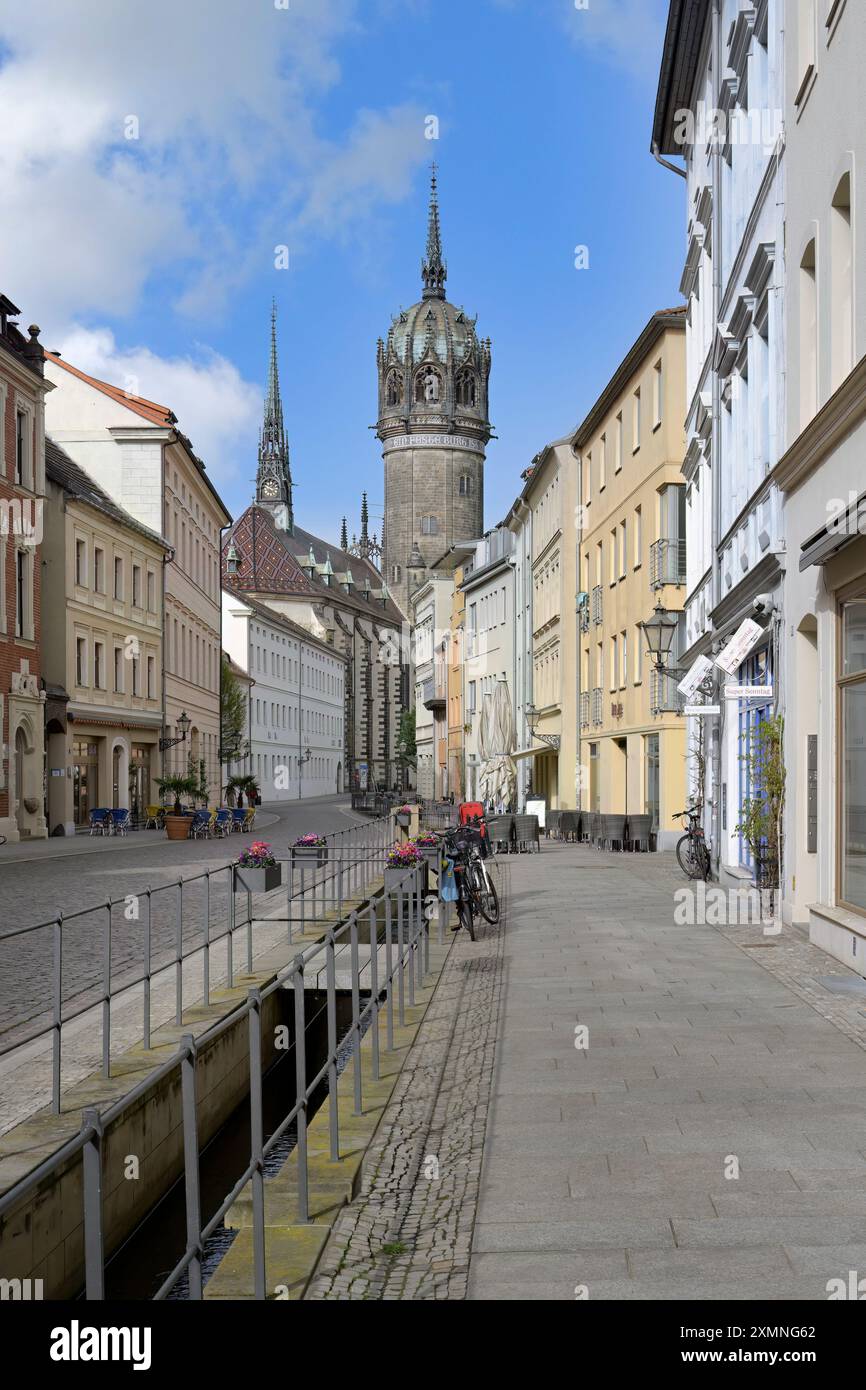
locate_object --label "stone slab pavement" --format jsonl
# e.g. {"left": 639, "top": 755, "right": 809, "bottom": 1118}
{"left": 306, "top": 841, "right": 866, "bottom": 1301}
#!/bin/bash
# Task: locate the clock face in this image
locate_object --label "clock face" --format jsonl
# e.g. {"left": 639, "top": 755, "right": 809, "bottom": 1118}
{"left": 262, "top": 478, "right": 279, "bottom": 499}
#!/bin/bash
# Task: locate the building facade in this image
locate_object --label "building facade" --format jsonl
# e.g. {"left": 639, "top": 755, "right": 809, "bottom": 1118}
{"left": 653, "top": 0, "right": 787, "bottom": 881}
{"left": 461, "top": 527, "right": 515, "bottom": 804}
{"left": 42, "top": 440, "right": 168, "bottom": 830}
{"left": 222, "top": 590, "right": 346, "bottom": 800}
{"left": 574, "top": 309, "right": 688, "bottom": 848}
{"left": 773, "top": 0, "right": 866, "bottom": 963}
{"left": 377, "top": 170, "right": 492, "bottom": 616}
{"left": 0, "top": 298, "right": 47, "bottom": 842}
{"left": 43, "top": 354, "right": 231, "bottom": 804}
{"left": 504, "top": 488, "right": 534, "bottom": 811}
{"left": 409, "top": 572, "right": 453, "bottom": 801}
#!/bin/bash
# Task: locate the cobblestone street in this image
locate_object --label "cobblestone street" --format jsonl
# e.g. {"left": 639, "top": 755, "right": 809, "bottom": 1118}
{"left": 308, "top": 842, "right": 866, "bottom": 1301}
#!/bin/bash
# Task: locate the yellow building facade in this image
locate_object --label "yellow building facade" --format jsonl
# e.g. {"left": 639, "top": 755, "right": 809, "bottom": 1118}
{"left": 574, "top": 309, "right": 687, "bottom": 848}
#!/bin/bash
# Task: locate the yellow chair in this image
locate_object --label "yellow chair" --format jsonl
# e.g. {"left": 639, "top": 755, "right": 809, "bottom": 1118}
{"left": 242, "top": 808, "right": 256, "bottom": 832}
{"left": 144, "top": 805, "right": 164, "bottom": 829}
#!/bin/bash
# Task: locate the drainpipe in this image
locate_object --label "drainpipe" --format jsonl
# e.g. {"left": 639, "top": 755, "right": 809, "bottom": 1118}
{"left": 651, "top": 142, "right": 688, "bottom": 180}
{"left": 709, "top": 0, "right": 724, "bottom": 875}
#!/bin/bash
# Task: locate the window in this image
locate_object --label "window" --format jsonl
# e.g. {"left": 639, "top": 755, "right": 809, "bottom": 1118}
{"left": 799, "top": 239, "right": 818, "bottom": 427}
{"left": 114, "top": 556, "right": 124, "bottom": 601}
{"left": 420, "top": 515, "right": 439, "bottom": 536}
{"left": 146, "top": 570, "right": 155, "bottom": 611}
{"left": 76, "top": 637, "right": 87, "bottom": 686}
{"left": 584, "top": 450, "right": 591, "bottom": 506}
{"left": 132, "top": 565, "right": 141, "bottom": 608}
{"left": 634, "top": 505, "right": 642, "bottom": 567}
{"left": 131, "top": 652, "right": 140, "bottom": 696}
{"left": 830, "top": 173, "right": 853, "bottom": 392}
{"left": 391, "top": 564, "right": 402, "bottom": 583}
{"left": 75, "top": 539, "right": 87, "bottom": 587}
{"left": 114, "top": 646, "right": 123, "bottom": 693}
{"left": 468, "top": 681, "right": 476, "bottom": 713}
{"left": 610, "top": 529, "right": 617, "bottom": 585}
{"left": 838, "top": 595, "right": 866, "bottom": 912}
{"left": 94, "top": 547, "right": 104, "bottom": 593}
{"left": 610, "top": 635, "right": 618, "bottom": 691}
{"left": 619, "top": 521, "right": 627, "bottom": 578}
{"left": 599, "top": 435, "right": 606, "bottom": 490}
{"left": 652, "top": 359, "right": 663, "bottom": 428}
{"left": 15, "top": 549, "right": 29, "bottom": 638}
{"left": 632, "top": 387, "right": 641, "bottom": 451}
{"left": 615, "top": 412, "right": 623, "bottom": 472}
{"left": 620, "top": 631, "right": 628, "bottom": 688}
{"left": 634, "top": 624, "right": 643, "bottom": 683}
{"left": 94, "top": 642, "right": 103, "bottom": 689}
{"left": 458, "top": 473, "right": 472, "bottom": 496}
{"left": 15, "top": 410, "right": 30, "bottom": 487}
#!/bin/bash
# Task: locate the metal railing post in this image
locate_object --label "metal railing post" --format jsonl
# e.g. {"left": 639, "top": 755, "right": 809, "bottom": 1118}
{"left": 368, "top": 903, "right": 380, "bottom": 1082}
{"left": 407, "top": 879, "right": 416, "bottom": 1008}
{"left": 350, "top": 912, "right": 362, "bottom": 1115}
{"left": 397, "top": 888, "right": 406, "bottom": 1027}
{"left": 227, "top": 868, "right": 235, "bottom": 990}
{"left": 288, "top": 858, "right": 294, "bottom": 945}
{"left": 246, "top": 887, "right": 253, "bottom": 975}
{"left": 52, "top": 915, "right": 62, "bottom": 1114}
{"left": 143, "top": 889, "right": 152, "bottom": 1050}
{"left": 293, "top": 958, "right": 309, "bottom": 1222}
{"left": 181, "top": 1034, "right": 203, "bottom": 1300}
{"left": 176, "top": 880, "right": 184, "bottom": 1026}
{"left": 300, "top": 867, "right": 306, "bottom": 935}
{"left": 203, "top": 874, "right": 211, "bottom": 1009}
{"left": 384, "top": 889, "right": 394, "bottom": 1051}
{"left": 82, "top": 1107, "right": 105, "bottom": 1300}
{"left": 247, "top": 989, "right": 267, "bottom": 1300}
{"left": 326, "top": 932, "right": 339, "bottom": 1161}
{"left": 102, "top": 902, "right": 112, "bottom": 1077}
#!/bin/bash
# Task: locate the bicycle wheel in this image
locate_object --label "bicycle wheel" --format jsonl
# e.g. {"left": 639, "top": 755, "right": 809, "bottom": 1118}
{"left": 694, "top": 837, "right": 711, "bottom": 882}
{"left": 458, "top": 891, "right": 476, "bottom": 941}
{"left": 477, "top": 865, "right": 500, "bottom": 924}
{"left": 676, "top": 833, "right": 700, "bottom": 880}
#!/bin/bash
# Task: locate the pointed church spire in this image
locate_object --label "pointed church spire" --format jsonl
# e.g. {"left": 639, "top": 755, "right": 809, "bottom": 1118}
{"left": 340, "top": 516, "right": 348, "bottom": 551}
{"left": 360, "top": 492, "right": 369, "bottom": 544}
{"left": 256, "top": 300, "right": 293, "bottom": 531}
{"left": 421, "top": 163, "right": 447, "bottom": 300}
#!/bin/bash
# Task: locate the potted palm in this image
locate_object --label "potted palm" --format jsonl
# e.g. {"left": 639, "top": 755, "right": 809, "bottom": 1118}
{"left": 157, "top": 775, "right": 199, "bottom": 839}
{"left": 227, "top": 773, "right": 259, "bottom": 808}
{"left": 291, "top": 833, "right": 328, "bottom": 867}
{"left": 384, "top": 841, "right": 424, "bottom": 892}
{"left": 233, "top": 841, "right": 282, "bottom": 894}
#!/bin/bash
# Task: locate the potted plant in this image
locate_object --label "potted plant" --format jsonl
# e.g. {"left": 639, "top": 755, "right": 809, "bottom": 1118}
{"left": 156, "top": 775, "right": 199, "bottom": 839}
{"left": 291, "top": 833, "right": 328, "bottom": 867}
{"left": 413, "top": 831, "right": 440, "bottom": 872}
{"left": 233, "top": 841, "right": 282, "bottom": 894}
{"left": 384, "top": 841, "right": 424, "bottom": 892}
{"left": 395, "top": 803, "right": 413, "bottom": 829}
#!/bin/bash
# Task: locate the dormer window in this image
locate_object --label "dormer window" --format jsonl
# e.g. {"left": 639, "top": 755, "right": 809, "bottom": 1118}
{"left": 226, "top": 541, "right": 240, "bottom": 575}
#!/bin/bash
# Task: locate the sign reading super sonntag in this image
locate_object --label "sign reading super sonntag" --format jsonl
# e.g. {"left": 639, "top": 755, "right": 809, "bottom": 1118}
{"left": 715, "top": 618, "right": 763, "bottom": 675}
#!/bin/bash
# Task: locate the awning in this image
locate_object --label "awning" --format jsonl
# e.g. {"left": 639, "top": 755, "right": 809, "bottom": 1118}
{"left": 511, "top": 745, "right": 554, "bottom": 761}
{"left": 800, "top": 491, "right": 866, "bottom": 570}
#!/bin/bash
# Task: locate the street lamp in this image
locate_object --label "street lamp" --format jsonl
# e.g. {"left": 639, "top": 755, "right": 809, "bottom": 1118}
{"left": 524, "top": 703, "right": 561, "bottom": 752}
{"left": 637, "top": 602, "right": 679, "bottom": 671}
{"left": 159, "top": 710, "right": 191, "bottom": 751}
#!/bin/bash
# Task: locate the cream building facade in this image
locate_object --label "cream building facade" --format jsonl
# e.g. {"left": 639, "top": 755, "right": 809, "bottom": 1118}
{"left": 574, "top": 309, "right": 688, "bottom": 847}
{"left": 461, "top": 527, "right": 515, "bottom": 803}
{"left": 409, "top": 573, "right": 453, "bottom": 800}
{"left": 43, "top": 355, "right": 231, "bottom": 803}
{"left": 42, "top": 440, "right": 168, "bottom": 830}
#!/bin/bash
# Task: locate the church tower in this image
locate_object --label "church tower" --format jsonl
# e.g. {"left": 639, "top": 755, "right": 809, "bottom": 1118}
{"left": 256, "top": 301, "right": 294, "bottom": 532}
{"left": 377, "top": 167, "right": 491, "bottom": 615}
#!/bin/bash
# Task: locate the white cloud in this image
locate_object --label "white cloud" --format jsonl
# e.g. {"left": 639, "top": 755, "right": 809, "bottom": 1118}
{"left": 55, "top": 325, "right": 262, "bottom": 500}
{"left": 560, "top": 0, "right": 667, "bottom": 82}
{"left": 0, "top": 0, "right": 427, "bottom": 323}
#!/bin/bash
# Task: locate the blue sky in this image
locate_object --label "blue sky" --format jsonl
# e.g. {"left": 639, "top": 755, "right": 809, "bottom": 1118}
{"left": 0, "top": 0, "right": 683, "bottom": 544}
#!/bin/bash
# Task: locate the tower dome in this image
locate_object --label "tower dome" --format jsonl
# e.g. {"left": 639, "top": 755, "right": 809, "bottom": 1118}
{"left": 377, "top": 167, "right": 492, "bottom": 615}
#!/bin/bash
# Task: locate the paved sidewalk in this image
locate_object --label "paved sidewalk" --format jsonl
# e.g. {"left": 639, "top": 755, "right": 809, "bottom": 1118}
{"left": 306, "top": 842, "right": 866, "bottom": 1301}
{"left": 471, "top": 844, "right": 866, "bottom": 1301}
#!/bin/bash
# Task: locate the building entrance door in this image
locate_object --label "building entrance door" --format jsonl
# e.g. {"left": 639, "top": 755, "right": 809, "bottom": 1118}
{"left": 130, "top": 744, "right": 152, "bottom": 822}
{"left": 72, "top": 740, "right": 99, "bottom": 826}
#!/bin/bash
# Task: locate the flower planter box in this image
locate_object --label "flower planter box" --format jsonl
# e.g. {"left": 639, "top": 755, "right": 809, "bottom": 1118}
{"left": 395, "top": 813, "right": 411, "bottom": 828}
{"left": 291, "top": 845, "right": 328, "bottom": 867}
{"left": 384, "top": 864, "right": 424, "bottom": 893}
{"left": 233, "top": 864, "right": 283, "bottom": 894}
{"left": 418, "top": 846, "right": 440, "bottom": 873}
{"left": 164, "top": 814, "right": 192, "bottom": 841}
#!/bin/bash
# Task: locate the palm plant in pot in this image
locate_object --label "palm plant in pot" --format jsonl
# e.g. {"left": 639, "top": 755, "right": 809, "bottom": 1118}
{"left": 384, "top": 840, "right": 424, "bottom": 892}
{"left": 291, "top": 833, "right": 328, "bottom": 867}
{"left": 233, "top": 841, "right": 282, "bottom": 894}
{"left": 156, "top": 774, "right": 200, "bottom": 839}
{"left": 227, "top": 773, "right": 259, "bottom": 808}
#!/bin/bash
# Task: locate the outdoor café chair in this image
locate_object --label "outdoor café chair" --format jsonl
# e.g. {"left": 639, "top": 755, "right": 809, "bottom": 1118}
{"left": 89, "top": 808, "right": 112, "bottom": 836}
{"left": 110, "top": 808, "right": 130, "bottom": 836}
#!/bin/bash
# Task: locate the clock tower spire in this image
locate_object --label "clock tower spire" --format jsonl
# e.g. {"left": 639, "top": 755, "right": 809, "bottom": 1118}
{"left": 256, "top": 300, "right": 294, "bottom": 532}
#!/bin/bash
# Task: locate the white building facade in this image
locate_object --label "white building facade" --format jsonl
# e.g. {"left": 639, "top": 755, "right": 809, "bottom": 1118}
{"left": 653, "top": 0, "right": 787, "bottom": 883}
{"left": 409, "top": 574, "right": 453, "bottom": 801}
{"left": 222, "top": 591, "right": 346, "bottom": 801}
{"left": 461, "top": 527, "right": 516, "bottom": 804}
{"left": 505, "top": 491, "right": 534, "bottom": 811}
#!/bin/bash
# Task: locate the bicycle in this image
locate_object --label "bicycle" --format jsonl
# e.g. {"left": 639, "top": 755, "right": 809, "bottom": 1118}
{"left": 435, "top": 826, "right": 489, "bottom": 939}
{"left": 674, "top": 807, "right": 711, "bottom": 881}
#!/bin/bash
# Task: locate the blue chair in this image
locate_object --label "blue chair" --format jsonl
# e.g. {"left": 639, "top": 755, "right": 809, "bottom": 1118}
{"left": 111, "top": 808, "right": 130, "bottom": 836}
{"left": 214, "top": 808, "right": 232, "bottom": 838}
{"left": 231, "top": 808, "right": 247, "bottom": 832}
{"left": 190, "top": 809, "right": 212, "bottom": 839}
{"left": 89, "top": 808, "right": 112, "bottom": 836}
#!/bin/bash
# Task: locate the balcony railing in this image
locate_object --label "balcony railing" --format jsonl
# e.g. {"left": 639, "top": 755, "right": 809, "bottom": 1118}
{"left": 650, "top": 668, "right": 683, "bottom": 715}
{"left": 421, "top": 677, "right": 446, "bottom": 712}
{"left": 591, "top": 585, "right": 603, "bottom": 624}
{"left": 650, "top": 537, "right": 686, "bottom": 588}
{"left": 591, "top": 687, "right": 603, "bottom": 725}
{"left": 579, "top": 690, "right": 590, "bottom": 729}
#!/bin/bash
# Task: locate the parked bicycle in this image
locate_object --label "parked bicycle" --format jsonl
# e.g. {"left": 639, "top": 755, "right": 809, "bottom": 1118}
{"left": 674, "top": 806, "right": 711, "bottom": 881}
{"left": 436, "top": 823, "right": 500, "bottom": 938}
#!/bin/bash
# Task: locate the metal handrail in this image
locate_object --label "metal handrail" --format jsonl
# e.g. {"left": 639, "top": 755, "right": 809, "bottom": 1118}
{"left": 0, "top": 859, "right": 437, "bottom": 1302}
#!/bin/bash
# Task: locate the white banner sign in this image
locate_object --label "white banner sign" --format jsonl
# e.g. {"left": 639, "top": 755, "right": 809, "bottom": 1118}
{"left": 724, "top": 684, "right": 774, "bottom": 700}
{"left": 684, "top": 704, "right": 721, "bottom": 715}
{"left": 677, "top": 654, "right": 714, "bottom": 699}
{"left": 382, "top": 433, "right": 485, "bottom": 455}
{"left": 715, "top": 618, "right": 763, "bottom": 674}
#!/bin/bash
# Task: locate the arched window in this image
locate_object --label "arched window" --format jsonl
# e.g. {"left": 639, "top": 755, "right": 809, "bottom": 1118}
{"left": 420, "top": 515, "right": 439, "bottom": 536}
{"left": 458, "top": 473, "right": 472, "bottom": 497}
{"left": 415, "top": 367, "right": 442, "bottom": 405}
{"left": 799, "top": 238, "right": 818, "bottom": 428}
{"left": 831, "top": 173, "right": 853, "bottom": 392}
{"left": 391, "top": 564, "right": 402, "bottom": 583}
{"left": 456, "top": 370, "right": 477, "bottom": 407}
{"left": 385, "top": 369, "right": 403, "bottom": 407}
